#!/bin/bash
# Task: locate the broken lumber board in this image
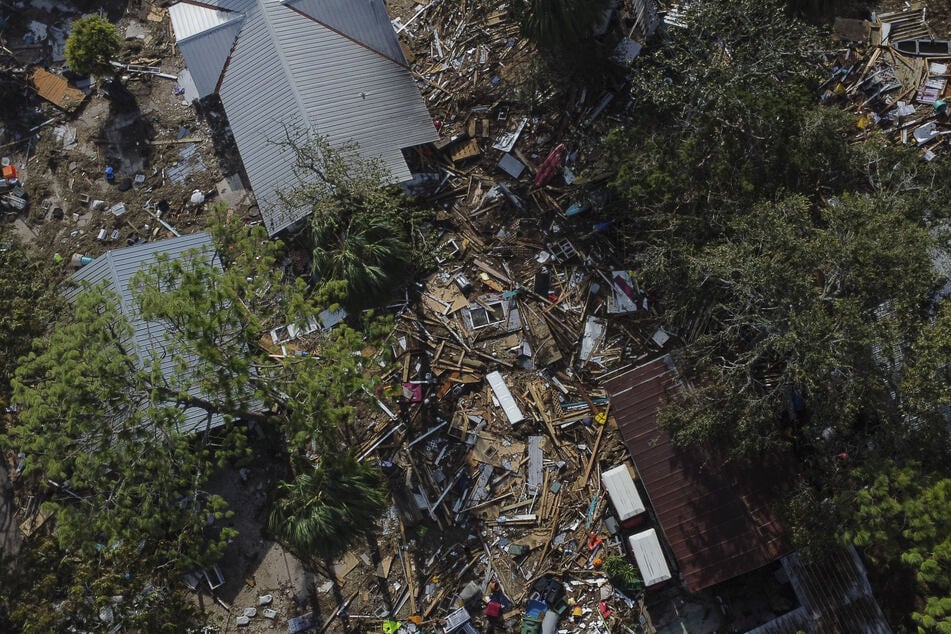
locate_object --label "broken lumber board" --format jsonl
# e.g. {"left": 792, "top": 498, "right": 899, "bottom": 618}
{"left": 580, "top": 405, "right": 613, "bottom": 488}
{"left": 473, "top": 259, "right": 512, "bottom": 284}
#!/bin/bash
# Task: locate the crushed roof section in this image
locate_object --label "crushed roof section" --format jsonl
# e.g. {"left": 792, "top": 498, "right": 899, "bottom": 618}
{"left": 65, "top": 233, "right": 226, "bottom": 435}
{"left": 605, "top": 356, "right": 789, "bottom": 592}
{"left": 31, "top": 69, "right": 87, "bottom": 112}
{"left": 169, "top": 0, "right": 437, "bottom": 236}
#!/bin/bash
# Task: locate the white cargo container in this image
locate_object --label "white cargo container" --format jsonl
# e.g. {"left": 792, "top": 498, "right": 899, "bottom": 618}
{"left": 628, "top": 528, "right": 672, "bottom": 587}
{"left": 601, "top": 464, "right": 646, "bottom": 527}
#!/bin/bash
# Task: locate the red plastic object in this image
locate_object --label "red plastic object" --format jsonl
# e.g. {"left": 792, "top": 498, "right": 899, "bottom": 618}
{"left": 532, "top": 143, "right": 567, "bottom": 189}
{"left": 485, "top": 601, "right": 502, "bottom": 618}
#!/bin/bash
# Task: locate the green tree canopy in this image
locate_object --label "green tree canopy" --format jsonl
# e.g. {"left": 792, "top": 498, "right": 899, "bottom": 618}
{"left": 596, "top": 1, "right": 951, "bottom": 627}
{"left": 843, "top": 463, "right": 951, "bottom": 632}
{"left": 510, "top": 0, "right": 611, "bottom": 51}
{"left": 64, "top": 15, "right": 122, "bottom": 76}
{"left": 0, "top": 227, "right": 55, "bottom": 403}
{"left": 2, "top": 212, "right": 393, "bottom": 629}
{"left": 268, "top": 452, "right": 387, "bottom": 570}
{"left": 279, "top": 135, "right": 431, "bottom": 306}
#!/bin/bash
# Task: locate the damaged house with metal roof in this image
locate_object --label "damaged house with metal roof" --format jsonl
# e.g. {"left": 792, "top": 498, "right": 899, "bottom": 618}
{"left": 168, "top": 0, "right": 437, "bottom": 236}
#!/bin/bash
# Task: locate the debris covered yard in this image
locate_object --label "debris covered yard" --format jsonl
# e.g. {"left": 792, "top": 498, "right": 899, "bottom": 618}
{"left": 5, "top": 0, "right": 942, "bottom": 633}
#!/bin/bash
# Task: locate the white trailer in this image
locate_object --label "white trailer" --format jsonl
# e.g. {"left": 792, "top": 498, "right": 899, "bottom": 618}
{"left": 628, "top": 528, "right": 672, "bottom": 587}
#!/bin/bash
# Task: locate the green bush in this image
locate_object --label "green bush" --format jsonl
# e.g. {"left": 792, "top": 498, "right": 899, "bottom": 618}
{"left": 65, "top": 15, "right": 121, "bottom": 76}
{"left": 603, "top": 555, "right": 644, "bottom": 595}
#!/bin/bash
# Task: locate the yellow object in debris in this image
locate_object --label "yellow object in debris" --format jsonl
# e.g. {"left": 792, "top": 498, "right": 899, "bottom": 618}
{"left": 595, "top": 412, "right": 607, "bottom": 425}
{"left": 572, "top": 606, "right": 584, "bottom": 617}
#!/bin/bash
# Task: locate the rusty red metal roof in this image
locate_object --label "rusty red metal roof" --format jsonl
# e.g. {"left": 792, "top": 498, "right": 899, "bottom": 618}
{"left": 605, "top": 356, "right": 789, "bottom": 592}
{"left": 31, "top": 69, "right": 87, "bottom": 112}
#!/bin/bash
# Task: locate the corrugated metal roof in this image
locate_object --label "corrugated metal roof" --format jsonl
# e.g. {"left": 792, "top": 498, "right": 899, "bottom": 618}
{"left": 169, "top": 0, "right": 436, "bottom": 236}
{"left": 287, "top": 0, "right": 405, "bottom": 64}
{"left": 604, "top": 356, "right": 789, "bottom": 592}
{"left": 65, "top": 234, "right": 226, "bottom": 435}
{"left": 176, "top": 18, "right": 244, "bottom": 96}
{"left": 748, "top": 547, "right": 892, "bottom": 633}
{"left": 31, "top": 68, "right": 87, "bottom": 112}
{"left": 168, "top": 2, "right": 243, "bottom": 41}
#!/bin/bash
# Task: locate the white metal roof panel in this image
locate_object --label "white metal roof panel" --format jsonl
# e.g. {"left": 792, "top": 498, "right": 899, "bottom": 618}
{"left": 169, "top": 0, "right": 436, "bottom": 236}
{"left": 177, "top": 19, "right": 243, "bottom": 97}
{"left": 169, "top": 2, "right": 243, "bottom": 42}
{"left": 628, "top": 529, "right": 673, "bottom": 587}
{"left": 286, "top": 0, "right": 406, "bottom": 64}
{"left": 486, "top": 371, "right": 525, "bottom": 425}
{"left": 66, "top": 234, "right": 227, "bottom": 435}
{"left": 601, "top": 464, "right": 646, "bottom": 522}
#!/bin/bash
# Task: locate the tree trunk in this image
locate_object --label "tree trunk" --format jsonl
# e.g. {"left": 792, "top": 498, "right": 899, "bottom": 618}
{"left": 323, "top": 558, "right": 352, "bottom": 633}
{"left": 366, "top": 533, "right": 393, "bottom": 614}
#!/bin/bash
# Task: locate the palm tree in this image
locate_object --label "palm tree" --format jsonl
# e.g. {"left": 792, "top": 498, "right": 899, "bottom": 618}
{"left": 268, "top": 453, "right": 387, "bottom": 572}
{"left": 312, "top": 215, "right": 410, "bottom": 303}
{"left": 269, "top": 454, "right": 387, "bottom": 631}
{"left": 511, "top": 0, "right": 611, "bottom": 51}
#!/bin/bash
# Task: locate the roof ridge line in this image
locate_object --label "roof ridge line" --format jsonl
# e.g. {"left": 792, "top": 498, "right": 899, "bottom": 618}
{"left": 257, "top": 0, "right": 315, "bottom": 144}
{"left": 282, "top": 0, "right": 409, "bottom": 69}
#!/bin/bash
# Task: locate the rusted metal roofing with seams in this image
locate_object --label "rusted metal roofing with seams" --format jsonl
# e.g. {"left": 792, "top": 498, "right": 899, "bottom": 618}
{"left": 604, "top": 356, "right": 789, "bottom": 592}
{"left": 167, "top": 0, "right": 437, "bottom": 236}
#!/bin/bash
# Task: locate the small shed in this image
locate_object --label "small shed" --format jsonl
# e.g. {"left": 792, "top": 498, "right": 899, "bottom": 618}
{"left": 628, "top": 528, "right": 672, "bottom": 587}
{"left": 601, "top": 464, "right": 646, "bottom": 527}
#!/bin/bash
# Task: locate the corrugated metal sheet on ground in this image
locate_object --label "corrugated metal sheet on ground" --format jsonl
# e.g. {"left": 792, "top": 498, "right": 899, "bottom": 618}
{"left": 65, "top": 233, "right": 226, "bottom": 434}
{"left": 168, "top": 0, "right": 437, "bottom": 236}
{"left": 605, "top": 356, "right": 790, "bottom": 592}
{"left": 748, "top": 547, "right": 891, "bottom": 633}
{"left": 166, "top": 143, "right": 206, "bottom": 185}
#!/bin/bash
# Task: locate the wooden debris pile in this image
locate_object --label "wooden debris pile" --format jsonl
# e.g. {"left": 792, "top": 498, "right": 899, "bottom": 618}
{"left": 292, "top": 1, "right": 672, "bottom": 631}
{"left": 824, "top": 3, "right": 951, "bottom": 159}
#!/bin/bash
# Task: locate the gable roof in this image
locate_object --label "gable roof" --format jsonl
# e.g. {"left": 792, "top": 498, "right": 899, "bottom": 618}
{"left": 169, "top": 0, "right": 437, "bottom": 236}
{"left": 65, "top": 233, "right": 226, "bottom": 434}
{"left": 604, "top": 356, "right": 790, "bottom": 592}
